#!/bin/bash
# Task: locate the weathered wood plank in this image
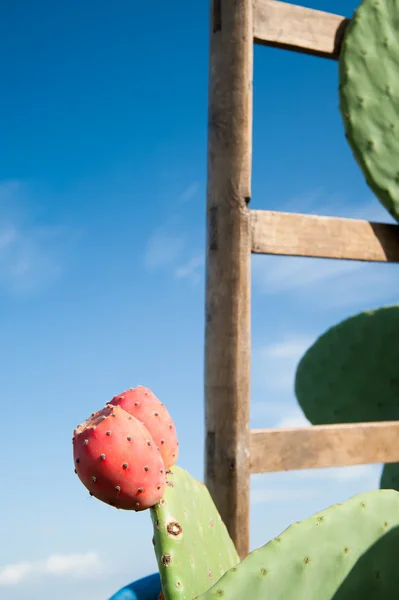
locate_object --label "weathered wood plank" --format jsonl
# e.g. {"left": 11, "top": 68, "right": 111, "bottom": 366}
{"left": 250, "top": 210, "right": 399, "bottom": 262}
{"left": 250, "top": 422, "right": 399, "bottom": 473}
{"left": 254, "top": 0, "right": 349, "bottom": 59}
{"left": 205, "top": 0, "right": 253, "bottom": 559}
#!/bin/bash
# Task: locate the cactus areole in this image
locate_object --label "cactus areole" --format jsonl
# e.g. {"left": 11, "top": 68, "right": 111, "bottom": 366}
{"left": 199, "top": 490, "right": 399, "bottom": 599}
{"left": 295, "top": 305, "right": 399, "bottom": 425}
{"left": 150, "top": 466, "right": 239, "bottom": 600}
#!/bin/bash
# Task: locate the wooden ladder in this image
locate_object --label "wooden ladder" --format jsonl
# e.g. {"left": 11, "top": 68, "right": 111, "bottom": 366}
{"left": 204, "top": 0, "right": 399, "bottom": 560}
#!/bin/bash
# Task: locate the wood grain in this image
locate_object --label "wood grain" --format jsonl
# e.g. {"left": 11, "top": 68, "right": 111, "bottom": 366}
{"left": 250, "top": 422, "right": 399, "bottom": 473}
{"left": 250, "top": 210, "right": 399, "bottom": 262}
{"left": 205, "top": 0, "right": 253, "bottom": 559}
{"left": 254, "top": 0, "right": 349, "bottom": 59}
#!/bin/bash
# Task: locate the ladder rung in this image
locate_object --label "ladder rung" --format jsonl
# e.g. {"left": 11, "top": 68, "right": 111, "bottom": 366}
{"left": 250, "top": 209, "right": 399, "bottom": 262}
{"left": 254, "top": 0, "right": 348, "bottom": 59}
{"left": 250, "top": 421, "right": 399, "bottom": 473}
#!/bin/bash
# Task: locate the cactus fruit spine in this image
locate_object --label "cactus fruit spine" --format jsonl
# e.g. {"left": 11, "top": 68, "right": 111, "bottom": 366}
{"left": 109, "top": 386, "right": 179, "bottom": 469}
{"left": 199, "top": 490, "right": 399, "bottom": 599}
{"left": 150, "top": 466, "right": 239, "bottom": 600}
{"left": 73, "top": 404, "right": 166, "bottom": 510}
{"left": 339, "top": 0, "right": 399, "bottom": 222}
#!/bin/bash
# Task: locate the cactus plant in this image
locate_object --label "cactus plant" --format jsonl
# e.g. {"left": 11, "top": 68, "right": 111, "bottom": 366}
{"left": 294, "top": 305, "right": 399, "bottom": 491}
{"left": 73, "top": 390, "right": 238, "bottom": 599}
{"left": 70, "top": 3, "right": 399, "bottom": 597}
{"left": 295, "top": 305, "right": 399, "bottom": 425}
{"left": 339, "top": 0, "right": 399, "bottom": 222}
{"left": 150, "top": 466, "right": 239, "bottom": 600}
{"left": 74, "top": 385, "right": 399, "bottom": 600}
{"left": 199, "top": 489, "right": 399, "bottom": 599}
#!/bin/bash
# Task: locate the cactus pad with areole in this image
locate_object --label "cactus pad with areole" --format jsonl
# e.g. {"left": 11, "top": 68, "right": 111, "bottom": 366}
{"left": 295, "top": 305, "right": 399, "bottom": 425}
{"left": 339, "top": 0, "right": 399, "bottom": 221}
{"left": 150, "top": 466, "right": 239, "bottom": 600}
{"left": 199, "top": 490, "right": 399, "bottom": 599}
{"left": 295, "top": 304, "right": 399, "bottom": 492}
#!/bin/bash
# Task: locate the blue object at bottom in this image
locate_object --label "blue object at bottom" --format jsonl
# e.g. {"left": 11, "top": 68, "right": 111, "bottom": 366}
{"left": 108, "top": 572, "right": 161, "bottom": 600}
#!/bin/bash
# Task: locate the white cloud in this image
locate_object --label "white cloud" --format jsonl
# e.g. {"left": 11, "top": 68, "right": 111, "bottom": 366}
{"left": 252, "top": 194, "right": 399, "bottom": 309}
{"left": 276, "top": 413, "right": 310, "bottom": 429}
{"left": 253, "top": 254, "right": 357, "bottom": 290}
{"left": 252, "top": 333, "right": 383, "bottom": 488}
{"left": 277, "top": 188, "right": 325, "bottom": 215}
{"left": 251, "top": 400, "right": 296, "bottom": 419}
{"left": 261, "top": 336, "right": 313, "bottom": 360}
{"left": 251, "top": 487, "right": 318, "bottom": 505}
{"left": 0, "top": 562, "right": 33, "bottom": 585}
{"left": 251, "top": 375, "right": 381, "bottom": 490}
{"left": 252, "top": 398, "right": 310, "bottom": 428}
{"left": 250, "top": 461, "right": 380, "bottom": 507}
{"left": 253, "top": 335, "right": 314, "bottom": 394}
{"left": 0, "top": 180, "right": 76, "bottom": 294}
{"left": 0, "top": 552, "right": 101, "bottom": 587}
{"left": 251, "top": 464, "right": 380, "bottom": 490}
{"left": 174, "top": 254, "right": 204, "bottom": 284}
{"left": 144, "top": 227, "right": 185, "bottom": 269}
{"left": 179, "top": 182, "right": 199, "bottom": 203}
{"left": 249, "top": 464, "right": 380, "bottom": 506}
{"left": 344, "top": 200, "right": 395, "bottom": 223}
{"left": 43, "top": 552, "right": 99, "bottom": 576}
{"left": 144, "top": 218, "right": 203, "bottom": 285}
{"left": 252, "top": 399, "right": 310, "bottom": 429}
{"left": 282, "top": 464, "right": 380, "bottom": 483}
{"left": 280, "top": 188, "right": 394, "bottom": 224}
{"left": 0, "top": 226, "right": 17, "bottom": 250}
{"left": 253, "top": 254, "right": 399, "bottom": 309}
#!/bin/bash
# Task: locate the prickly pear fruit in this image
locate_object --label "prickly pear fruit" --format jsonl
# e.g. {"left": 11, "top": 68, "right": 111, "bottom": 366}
{"left": 73, "top": 404, "right": 166, "bottom": 510}
{"left": 109, "top": 386, "right": 178, "bottom": 469}
{"left": 199, "top": 489, "right": 399, "bottom": 599}
{"left": 150, "top": 466, "right": 239, "bottom": 600}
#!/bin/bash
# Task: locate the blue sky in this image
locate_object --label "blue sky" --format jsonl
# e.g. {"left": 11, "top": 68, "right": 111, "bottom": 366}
{"left": 2, "top": 0, "right": 399, "bottom": 599}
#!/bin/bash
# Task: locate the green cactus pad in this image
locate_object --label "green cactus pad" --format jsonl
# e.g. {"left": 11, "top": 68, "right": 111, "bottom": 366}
{"left": 295, "top": 305, "right": 399, "bottom": 425}
{"left": 339, "top": 0, "right": 399, "bottom": 221}
{"left": 150, "top": 466, "right": 239, "bottom": 600}
{"left": 199, "top": 490, "right": 399, "bottom": 599}
{"left": 381, "top": 463, "right": 399, "bottom": 490}
{"left": 295, "top": 305, "right": 399, "bottom": 492}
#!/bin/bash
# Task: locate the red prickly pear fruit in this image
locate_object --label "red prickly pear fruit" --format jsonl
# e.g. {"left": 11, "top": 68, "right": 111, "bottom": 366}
{"left": 108, "top": 386, "right": 178, "bottom": 469}
{"left": 73, "top": 404, "right": 166, "bottom": 511}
